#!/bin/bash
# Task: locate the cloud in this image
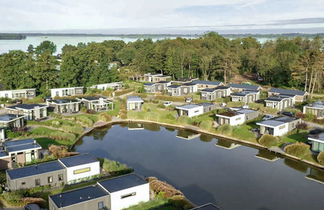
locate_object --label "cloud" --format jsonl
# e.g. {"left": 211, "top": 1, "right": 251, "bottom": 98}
{"left": 0, "top": 0, "right": 324, "bottom": 32}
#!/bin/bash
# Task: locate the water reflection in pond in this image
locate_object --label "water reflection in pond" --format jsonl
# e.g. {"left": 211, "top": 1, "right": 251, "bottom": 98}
{"left": 76, "top": 124, "right": 324, "bottom": 210}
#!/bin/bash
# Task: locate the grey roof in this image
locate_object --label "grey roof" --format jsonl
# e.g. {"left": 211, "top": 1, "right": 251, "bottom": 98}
{"left": 275, "top": 116, "right": 298, "bottom": 123}
{"left": 82, "top": 96, "right": 106, "bottom": 101}
{"left": 0, "top": 114, "right": 24, "bottom": 122}
{"left": 50, "top": 185, "right": 108, "bottom": 208}
{"left": 127, "top": 96, "right": 144, "bottom": 103}
{"left": 201, "top": 86, "right": 230, "bottom": 92}
{"left": 7, "top": 160, "right": 64, "bottom": 180}
{"left": 176, "top": 104, "right": 201, "bottom": 110}
{"left": 265, "top": 95, "right": 292, "bottom": 102}
{"left": 191, "top": 203, "right": 221, "bottom": 210}
{"left": 190, "top": 80, "right": 222, "bottom": 86}
{"left": 269, "top": 88, "right": 306, "bottom": 96}
{"left": 198, "top": 103, "right": 214, "bottom": 107}
{"left": 257, "top": 120, "right": 285, "bottom": 127}
{"left": 4, "top": 139, "right": 41, "bottom": 153}
{"left": 49, "top": 99, "right": 79, "bottom": 104}
{"left": 229, "top": 83, "right": 260, "bottom": 91}
{"left": 7, "top": 104, "right": 47, "bottom": 110}
{"left": 168, "top": 85, "right": 181, "bottom": 88}
{"left": 157, "top": 81, "right": 170, "bottom": 84}
{"left": 0, "top": 151, "right": 9, "bottom": 158}
{"left": 98, "top": 174, "right": 147, "bottom": 193}
{"left": 231, "top": 91, "right": 257, "bottom": 96}
{"left": 237, "top": 109, "right": 258, "bottom": 114}
{"left": 144, "top": 83, "right": 155, "bottom": 86}
{"left": 59, "top": 154, "right": 98, "bottom": 168}
{"left": 306, "top": 101, "right": 324, "bottom": 109}
{"left": 310, "top": 133, "right": 324, "bottom": 142}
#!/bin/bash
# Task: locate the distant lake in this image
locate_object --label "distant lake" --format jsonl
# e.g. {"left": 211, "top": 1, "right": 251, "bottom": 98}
{"left": 0, "top": 35, "right": 276, "bottom": 54}
{"left": 75, "top": 123, "right": 324, "bottom": 210}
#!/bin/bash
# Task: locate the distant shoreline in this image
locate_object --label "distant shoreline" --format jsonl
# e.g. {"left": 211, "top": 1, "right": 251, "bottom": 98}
{"left": 0, "top": 32, "right": 323, "bottom": 39}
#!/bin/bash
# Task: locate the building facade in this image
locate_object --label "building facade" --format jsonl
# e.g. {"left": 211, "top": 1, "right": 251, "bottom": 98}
{"left": 6, "top": 154, "right": 100, "bottom": 190}
{"left": 0, "top": 89, "right": 36, "bottom": 99}
{"left": 0, "top": 114, "right": 25, "bottom": 129}
{"left": 230, "top": 91, "right": 260, "bottom": 103}
{"left": 50, "top": 87, "right": 84, "bottom": 98}
{"left": 268, "top": 88, "right": 307, "bottom": 102}
{"left": 47, "top": 99, "right": 81, "bottom": 114}
{"left": 81, "top": 97, "right": 113, "bottom": 112}
{"left": 6, "top": 104, "right": 48, "bottom": 120}
{"left": 303, "top": 101, "right": 324, "bottom": 119}
{"left": 176, "top": 104, "right": 204, "bottom": 118}
{"left": 265, "top": 95, "right": 294, "bottom": 111}
{"left": 200, "top": 86, "right": 231, "bottom": 101}
{"left": 126, "top": 96, "right": 144, "bottom": 111}
{"left": 49, "top": 174, "right": 150, "bottom": 210}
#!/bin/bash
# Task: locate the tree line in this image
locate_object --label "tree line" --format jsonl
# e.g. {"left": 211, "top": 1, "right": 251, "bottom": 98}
{"left": 0, "top": 32, "right": 323, "bottom": 96}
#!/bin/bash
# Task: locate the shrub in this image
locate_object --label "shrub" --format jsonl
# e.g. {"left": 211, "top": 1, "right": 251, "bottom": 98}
{"left": 199, "top": 120, "right": 213, "bottom": 130}
{"left": 98, "top": 112, "right": 112, "bottom": 122}
{"left": 31, "top": 127, "right": 76, "bottom": 142}
{"left": 284, "top": 142, "right": 312, "bottom": 159}
{"left": 75, "top": 115, "right": 94, "bottom": 127}
{"left": 101, "top": 158, "right": 132, "bottom": 175}
{"left": 296, "top": 123, "right": 308, "bottom": 130}
{"left": 258, "top": 134, "right": 279, "bottom": 147}
{"left": 317, "top": 152, "right": 324, "bottom": 165}
{"left": 217, "top": 124, "right": 233, "bottom": 135}
{"left": 2, "top": 190, "right": 24, "bottom": 206}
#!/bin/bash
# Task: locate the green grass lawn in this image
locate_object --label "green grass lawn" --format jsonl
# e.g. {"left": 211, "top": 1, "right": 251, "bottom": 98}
{"left": 281, "top": 130, "right": 308, "bottom": 143}
{"left": 35, "top": 137, "right": 62, "bottom": 148}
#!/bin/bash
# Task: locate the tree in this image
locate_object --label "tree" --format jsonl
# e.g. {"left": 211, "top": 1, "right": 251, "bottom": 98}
{"left": 35, "top": 41, "right": 57, "bottom": 55}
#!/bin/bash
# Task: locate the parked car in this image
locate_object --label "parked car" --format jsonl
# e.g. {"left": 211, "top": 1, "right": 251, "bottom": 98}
{"left": 185, "top": 97, "right": 193, "bottom": 103}
{"left": 278, "top": 111, "right": 295, "bottom": 117}
{"left": 263, "top": 114, "right": 275, "bottom": 120}
{"left": 163, "top": 101, "right": 172, "bottom": 107}
{"left": 25, "top": 204, "right": 40, "bottom": 210}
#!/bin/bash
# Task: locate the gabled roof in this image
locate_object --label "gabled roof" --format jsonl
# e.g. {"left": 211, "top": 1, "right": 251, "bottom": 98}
{"left": 98, "top": 174, "right": 147, "bottom": 193}
{"left": 59, "top": 154, "right": 98, "bottom": 168}
{"left": 231, "top": 91, "right": 258, "bottom": 97}
{"left": 229, "top": 83, "right": 260, "bottom": 91}
{"left": 269, "top": 88, "right": 306, "bottom": 96}
{"left": 265, "top": 95, "right": 292, "bottom": 102}
{"left": 7, "top": 104, "right": 47, "bottom": 110}
{"left": 7, "top": 160, "right": 64, "bottom": 180}
{"left": 50, "top": 185, "right": 108, "bottom": 208}
{"left": 201, "top": 86, "right": 230, "bottom": 92}
{"left": 190, "top": 80, "right": 222, "bottom": 86}
{"left": 0, "top": 114, "right": 24, "bottom": 122}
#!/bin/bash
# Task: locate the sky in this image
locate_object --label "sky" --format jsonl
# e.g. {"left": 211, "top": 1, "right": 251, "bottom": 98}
{"left": 1, "top": 0, "right": 324, "bottom": 34}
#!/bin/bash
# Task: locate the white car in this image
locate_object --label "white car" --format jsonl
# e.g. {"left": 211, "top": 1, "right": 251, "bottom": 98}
{"left": 164, "top": 101, "right": 172, "bottom": 107}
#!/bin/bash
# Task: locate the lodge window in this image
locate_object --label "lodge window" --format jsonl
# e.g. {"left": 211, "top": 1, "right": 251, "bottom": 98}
{"left": 98, "top": 201, "right": 105, "bottom": 210}
{"left": 48, "top": 176, "right": 53, "bottom": 183}
{"left": 279, "top": 125, "right": 285, "bottom": 130}
{"left": 58, "top": 174, "right": 63, "bottom": 181}
{"left": 21, "top": 182, "right": 26, "bottom": 185}
{"left": 121, "top": 192, "right": 136, "bottom": 199}
{"left": 73, "top": 167, "right": 91, "bottom": 175}
{"left": 35, "top": 179, "right": 40, "bottom": 186}
{"left": 236, "top": 117, "right": 241, "bottom": 121}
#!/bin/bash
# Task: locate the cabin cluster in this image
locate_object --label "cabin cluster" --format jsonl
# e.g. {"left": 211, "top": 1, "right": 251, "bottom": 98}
{"left": 0, "top": 83, "right": 119, "bottom": 141}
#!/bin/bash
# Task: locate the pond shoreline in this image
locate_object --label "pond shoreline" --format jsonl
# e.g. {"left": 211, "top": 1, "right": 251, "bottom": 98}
{"left": 73, "top": 118, "right": 324, "bottom": 171}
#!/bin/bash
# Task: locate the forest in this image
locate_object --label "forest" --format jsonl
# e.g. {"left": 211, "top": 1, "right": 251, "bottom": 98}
{"left": 0, "top": 32, "right": 323, "bottom": 96}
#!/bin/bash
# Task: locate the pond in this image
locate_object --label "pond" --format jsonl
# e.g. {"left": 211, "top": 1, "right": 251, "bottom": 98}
{"left": 74, "top": 123, "right": 324, "bottom": 210}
